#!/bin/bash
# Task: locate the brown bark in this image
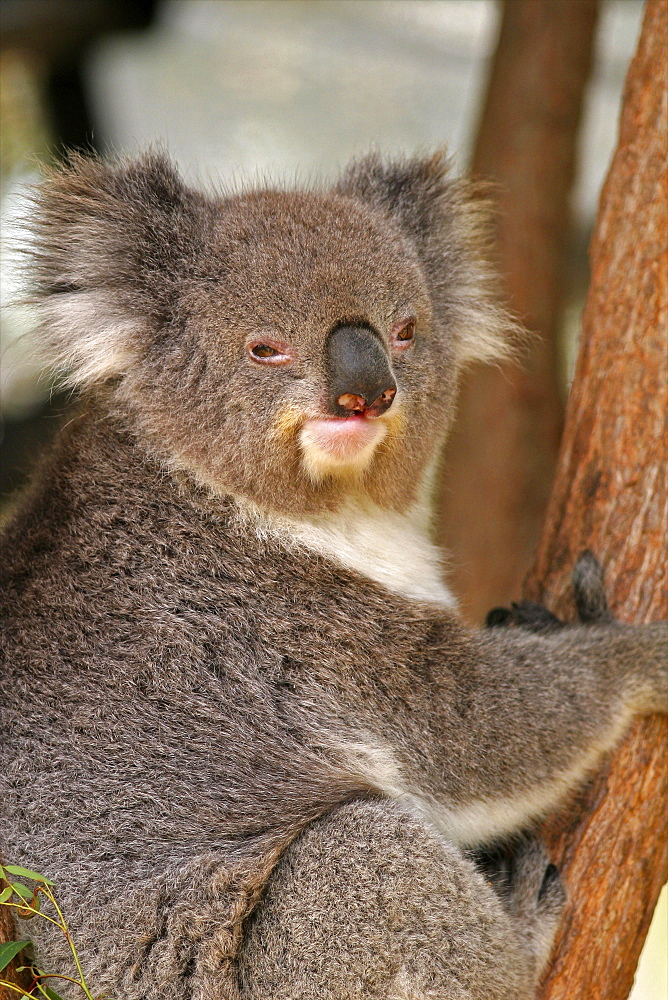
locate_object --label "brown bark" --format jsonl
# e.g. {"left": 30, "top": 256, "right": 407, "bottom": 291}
{"left": 525, "top": 2, "right": 668, "bottom": 996}
{"left": 438, "top": 0, "right": 598, "bottom": 622}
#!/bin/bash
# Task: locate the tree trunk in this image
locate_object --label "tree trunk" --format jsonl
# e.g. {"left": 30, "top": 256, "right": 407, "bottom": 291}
{"left": 438, "top": 0, "right": 598, "bottom": 623}
{"left": 525, "top": 2, "right": 668, "bottom": 996}
{"left": 0, "top": 890, "right": 30, "bottom": 998}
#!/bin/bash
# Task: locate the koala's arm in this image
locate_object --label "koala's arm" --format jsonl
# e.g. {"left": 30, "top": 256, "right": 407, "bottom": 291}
{"left": 334, "top": 562, "right": 667, "bottom": 846}
{"left": 459, "top": 621, "right": 664, "bottom": 826}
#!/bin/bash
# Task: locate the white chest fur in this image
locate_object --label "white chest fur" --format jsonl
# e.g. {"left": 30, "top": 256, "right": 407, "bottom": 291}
{"left": 246, "top": 500, "right": 457, "bottom": 609}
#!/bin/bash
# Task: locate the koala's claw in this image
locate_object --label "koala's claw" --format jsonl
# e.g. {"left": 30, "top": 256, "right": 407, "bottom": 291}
{"left": 512, "top": 602, "right": 563, "bottom": 633}
{"left": 537, "top": 862, "right": 560, "bottom": 903}
{"left": 485, "top": 602, "right": 563, "bottom": 634}
{"left": 484, "top": 606, "right": 514, "bottom": 629}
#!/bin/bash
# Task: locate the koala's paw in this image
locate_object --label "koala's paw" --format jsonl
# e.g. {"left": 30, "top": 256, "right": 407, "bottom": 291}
{"left": 470, "top": 839, "right": 564, "bottom": 911}
{"left": 486, "top": 552, "right": 614, "bottom": 633}
{"left": 571, "top": 550, "right": 613, "bottom": 624}
{"left": 510, "top": 839, "right": 565, "bottom": 977}
{"left": 472, "top": 838, "right": 565, "bottom": 980}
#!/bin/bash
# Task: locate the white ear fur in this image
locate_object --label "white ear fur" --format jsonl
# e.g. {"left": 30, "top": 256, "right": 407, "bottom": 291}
{"left": 450, "top": 268, "right": 522, "bottom": 368}
{"left": 447, "top": 192, "right": 524, "bottom": 368}
{"left": 23, "top": 151, "right": 192, "bottom": 390}
{"left": 40, "top": 290, "right": 143, "bottom": 388}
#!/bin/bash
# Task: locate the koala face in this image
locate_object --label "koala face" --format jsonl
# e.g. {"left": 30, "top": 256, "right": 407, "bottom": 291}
{"left": 126, "top": 189, "right": 453, "bottom": 514}
{"left": 28, "top": 152, "right": 514, "bottom": 515}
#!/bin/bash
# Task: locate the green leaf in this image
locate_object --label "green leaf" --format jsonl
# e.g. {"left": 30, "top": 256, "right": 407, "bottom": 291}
{"left": 0, "top": 885, "right": 13, "bottom": 903}
{"left": 11, "top": 882, "right": 33, "bottom": 901}
{"left": 40, "top": 986, "right": 69, "bottom": 1000}
{"left": 3, "top": 864, "right": 54, "bottom": 885}
{"left": 0, "top": 938, "right": 32, "bottom": 971}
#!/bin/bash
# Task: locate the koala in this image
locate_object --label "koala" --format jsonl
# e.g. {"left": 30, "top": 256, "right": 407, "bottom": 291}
{"left": 0, "top": 150, "right": 666, "bottom": 1000}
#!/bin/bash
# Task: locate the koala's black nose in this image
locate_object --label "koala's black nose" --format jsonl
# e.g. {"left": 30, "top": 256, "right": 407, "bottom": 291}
{"left": 326, "top": 324, "right": 397, "bottom": 418}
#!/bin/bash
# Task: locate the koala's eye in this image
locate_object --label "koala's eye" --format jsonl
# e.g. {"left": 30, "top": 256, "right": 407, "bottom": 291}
{"left": 247, "top": 339, "right": 293, "bottom": 365}
{"left": 252, "top": 344, "right": 277, "bottom": 358}
{"left": 391, "top": 318, "right": 416, "bottom": 350}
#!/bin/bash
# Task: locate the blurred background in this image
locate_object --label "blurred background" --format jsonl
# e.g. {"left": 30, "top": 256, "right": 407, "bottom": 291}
{"left": 0, "top": 2, "right": 665, "bottom": 996}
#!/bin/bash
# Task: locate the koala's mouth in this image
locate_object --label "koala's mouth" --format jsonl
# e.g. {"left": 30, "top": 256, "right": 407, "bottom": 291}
{"left": 301, "top": 415, "right": 386, "bottom": 459}
{"left": 298, "top": 414, "right": 389, "bottom": 480}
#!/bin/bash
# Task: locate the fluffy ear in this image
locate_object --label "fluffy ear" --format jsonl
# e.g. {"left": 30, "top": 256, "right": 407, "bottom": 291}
{"left": 25, "top": 151, "right": 207, "bottom": 387}
{"left": 336, "top": 152, "right": 521, "bottom": 366}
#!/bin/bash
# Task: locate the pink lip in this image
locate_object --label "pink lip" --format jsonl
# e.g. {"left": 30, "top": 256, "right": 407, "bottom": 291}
{"left": 301, "top": 415, "right": 384, "bottom": 459}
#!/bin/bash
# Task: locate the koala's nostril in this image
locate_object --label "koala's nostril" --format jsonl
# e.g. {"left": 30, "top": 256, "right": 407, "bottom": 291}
{"left": 366, "top": 385, "right": 396, "bottom": 417}
{"left": 337, "top": 393, "right": 367, "bottom": 414}
{"left": 336, "top": 386, "right": 396, "bottom": 417}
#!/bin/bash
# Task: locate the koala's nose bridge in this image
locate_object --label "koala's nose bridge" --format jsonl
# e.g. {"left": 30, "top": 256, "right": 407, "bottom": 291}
{"left": 326, "top": 324, "right": 396, "bottom": 417}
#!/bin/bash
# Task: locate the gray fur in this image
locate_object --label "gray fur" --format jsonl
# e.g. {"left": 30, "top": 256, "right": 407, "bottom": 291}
{"left": 1, "top": 151, "right": 665, "bottom": 1000}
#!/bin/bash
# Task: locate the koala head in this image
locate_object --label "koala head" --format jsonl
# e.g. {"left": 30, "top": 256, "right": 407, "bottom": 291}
{"left": 26, "top": 151, "right": 514, "bottom": 515}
